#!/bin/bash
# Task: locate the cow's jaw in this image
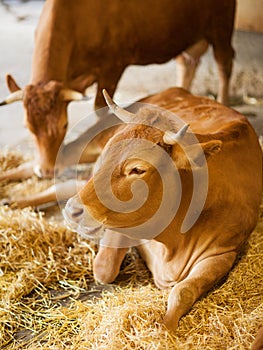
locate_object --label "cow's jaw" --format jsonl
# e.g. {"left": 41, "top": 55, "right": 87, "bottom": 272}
{"left": 63, "top": 195, "right": 104, "bottom": 240}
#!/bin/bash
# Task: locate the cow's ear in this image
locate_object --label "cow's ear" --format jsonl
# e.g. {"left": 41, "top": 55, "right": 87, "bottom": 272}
{"left": 174, "top": 140, "right": 222, "bottom": 170}
{"left": 6, "top": 74, "right": 21, "bottom": 92}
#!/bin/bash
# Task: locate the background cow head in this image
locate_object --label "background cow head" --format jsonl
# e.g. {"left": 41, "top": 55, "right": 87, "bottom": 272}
{"left": 0, "top": 74, "right": 86, "bottom": 178}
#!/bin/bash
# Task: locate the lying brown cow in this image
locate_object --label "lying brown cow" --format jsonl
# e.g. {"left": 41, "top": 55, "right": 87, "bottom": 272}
{"left": 62, "top": 88, "right": 262, "bottom": 331}
{"left": 0, "top": 0, "right": 236, "bottom": 179}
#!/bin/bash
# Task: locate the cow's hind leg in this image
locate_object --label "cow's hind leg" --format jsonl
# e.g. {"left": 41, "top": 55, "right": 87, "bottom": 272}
{"left": 213, "top": 44, "right": 235, "bottom": 105}
{"left": 210, "top": 1, "right": 235, "bottom": 106}
{"left": 175, "top": 39, "right": 209, "bottom": 91}
{"left": 163, "top": 251, "right": 237, "bottom": 331}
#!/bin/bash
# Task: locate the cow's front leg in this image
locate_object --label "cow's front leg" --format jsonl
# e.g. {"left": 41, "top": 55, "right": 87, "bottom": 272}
{"left": 0, "top": 161, "right": 34, "bottom": 182}
{"left": 93, "top": 229, "right": 141, "bottom": 283}
{"left": 163, "top": 251, "right": 237, "bottom": 331}
{"left": 2, "top": 180, "right": 86, "bottom": 208}
{"left": 95, "top": 66, "right": 125, "bottom": 110}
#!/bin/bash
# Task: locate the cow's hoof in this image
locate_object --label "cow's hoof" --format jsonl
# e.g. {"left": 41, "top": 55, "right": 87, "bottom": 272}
{"left": 93, "top": 268, "right": 117, "bottom": 284}
{"left": 162, "top": 315, "right": 179, "bottom": 333}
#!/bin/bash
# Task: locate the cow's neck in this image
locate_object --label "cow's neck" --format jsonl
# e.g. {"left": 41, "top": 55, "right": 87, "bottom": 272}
{"left": 30, "top": 40, "right": 73, "bottom": 84}
{"left": 153, "top": 167, "right": 210, "bottom": 250}
{"left": 30, "top": 7, "right": 74, "bottom": 84}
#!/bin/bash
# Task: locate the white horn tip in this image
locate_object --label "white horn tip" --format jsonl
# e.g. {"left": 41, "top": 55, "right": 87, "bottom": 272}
{"left": 102, "top": 89, "right": 115, "bottom": 111}
{"left": 163, "top": 124, "right": 190, "bottom": 145}
{"left": 102, "top": 89, "right": 135, "bottom": 122}
{"left": 178, "top": 123, "right": 190, "bottom": 138}
{"left": 0, "top": 90, "right": 24, "bottom": 106}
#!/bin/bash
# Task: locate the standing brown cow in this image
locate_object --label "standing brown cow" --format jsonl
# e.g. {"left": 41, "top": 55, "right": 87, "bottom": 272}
{"left": 0, "top": 0, "right": 236, "bottom": 179}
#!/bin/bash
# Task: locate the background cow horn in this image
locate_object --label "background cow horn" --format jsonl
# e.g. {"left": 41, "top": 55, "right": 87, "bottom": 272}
{"left": 102, "top": 89, "right": 135, "bottom": 122}
{"left": 60, "top": 89, "right": 85, "bottom": 101}
{"left": 0, "top": 90, "right": 23, "bottom": 106}
{"left": 163, "top": 124, "right": 190, "bottom": 145}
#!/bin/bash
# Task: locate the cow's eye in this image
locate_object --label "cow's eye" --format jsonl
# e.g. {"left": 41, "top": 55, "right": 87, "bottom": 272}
{"left": 129, "top": 167, "right": 146, "bottom": 175}
{"left": 63, "top": 122, "right": 68, "bottom": 130}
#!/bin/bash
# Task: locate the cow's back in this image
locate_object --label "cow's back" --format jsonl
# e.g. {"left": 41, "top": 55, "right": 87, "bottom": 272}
{"left": 33, "top": 0, "right": 236, "bottom": 82}
{"left": 140, "top": 87, "right": 246, "bottom": 134}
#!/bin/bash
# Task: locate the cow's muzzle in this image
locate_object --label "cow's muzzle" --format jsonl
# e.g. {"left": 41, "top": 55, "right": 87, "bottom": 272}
{"left": 63, "top": 195, "right": 104, "bottom": 240}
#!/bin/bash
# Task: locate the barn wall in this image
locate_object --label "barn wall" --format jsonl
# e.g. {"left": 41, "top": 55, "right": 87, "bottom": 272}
{"left": 236, "top": 0, "right": 263, "bottom": 33}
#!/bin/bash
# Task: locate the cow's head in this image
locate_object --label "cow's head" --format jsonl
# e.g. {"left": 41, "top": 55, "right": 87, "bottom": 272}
{"left": 64, "top": 90, "right": 222, "bottom": 242}
{"left": 0, "top": 74, "right": 87, "bottom": 178}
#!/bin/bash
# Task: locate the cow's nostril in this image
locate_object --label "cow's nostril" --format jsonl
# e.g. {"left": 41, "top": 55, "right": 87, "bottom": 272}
{"left": 71, "top": 208, "right": 84, "bottom": 218}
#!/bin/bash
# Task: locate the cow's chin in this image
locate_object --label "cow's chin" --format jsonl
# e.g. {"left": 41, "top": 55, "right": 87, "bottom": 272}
{"left": 76, "top": 225, "right": 105, "bottom": 241}
{"left": 62, "top": 208, "right": 105, "bottom": 241}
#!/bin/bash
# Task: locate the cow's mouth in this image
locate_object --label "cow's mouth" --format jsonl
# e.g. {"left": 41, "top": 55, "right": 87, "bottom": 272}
{"left": 62, "top": 206, "right": 104, "bottom": 240}
{"left": 75, "top": 223, "right": 104, "bottom": 240}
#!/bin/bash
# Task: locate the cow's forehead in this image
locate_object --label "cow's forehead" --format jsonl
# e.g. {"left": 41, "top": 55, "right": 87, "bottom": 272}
{"left": 24, "top": 81, "right": 63, "bottom": 118}
{"left": 93, "top": 124, "right": 170, "bottom": 174}
{"left": 23, "top": 83, "right": 66, "bottom": 138}
{"left": 111, "top": 123, "right": 164, "bottom": 143}
{"left": 133, "top": 106, "right": 180, "bottom": 131}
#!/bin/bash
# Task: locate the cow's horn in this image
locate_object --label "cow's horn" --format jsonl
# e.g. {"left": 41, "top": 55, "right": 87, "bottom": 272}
{"left": 0, "top": 90, "right": 24, "bottom": 106}
{"left": 163, "top": 124, "right": 190, "bottom": 145}
{"left": 60, "top": 89, "right": 85, "bottom": 102}
{"left": 102, "top": 89, "right": 135, "bottom": 122}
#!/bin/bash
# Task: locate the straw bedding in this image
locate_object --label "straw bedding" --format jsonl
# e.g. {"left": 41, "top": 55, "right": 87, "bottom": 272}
{"left": 0, "top": 150, "right": 262, "bottom": 349}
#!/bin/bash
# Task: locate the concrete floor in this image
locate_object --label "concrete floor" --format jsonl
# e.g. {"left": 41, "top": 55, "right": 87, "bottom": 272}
{"left": 0, "top": 1, "right": 262, "bottom": 152}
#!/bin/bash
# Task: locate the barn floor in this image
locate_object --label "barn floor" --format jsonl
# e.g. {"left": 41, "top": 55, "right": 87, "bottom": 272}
{"left": 0, "top": 1, "right": 263, "bottom": 350}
